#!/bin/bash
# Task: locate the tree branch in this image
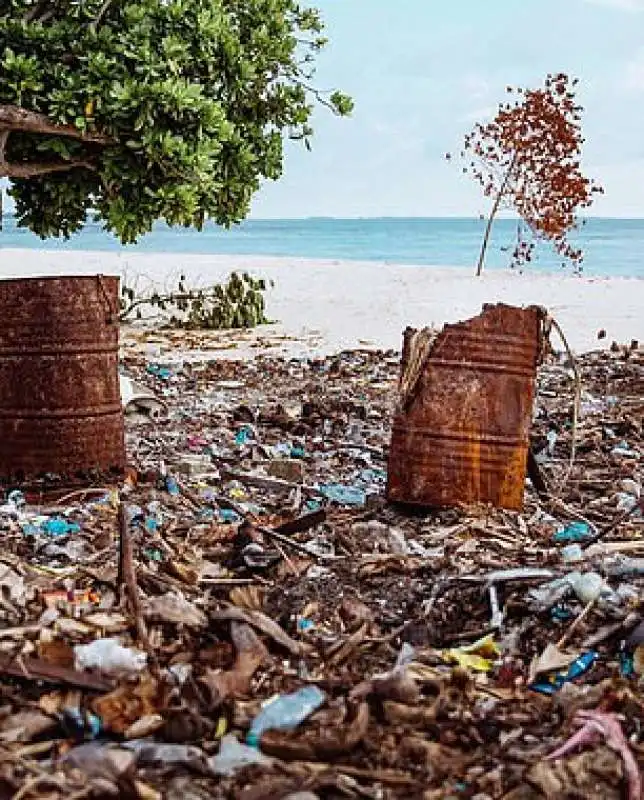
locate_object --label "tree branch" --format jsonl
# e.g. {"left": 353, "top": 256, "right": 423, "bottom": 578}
{"left": 22, "top": 0, "right": 51, "bottom": 23}
{"left": 90, "top": 0, "right": 114, "bottom": 32}
{"left": 0, "top": 105, "right": 113, "bottom": 144}
{"left": 0, "top": 159, "right": 96, "bottom": 179}
{"left": 119, "top": 289, "right": 211, "bottom": 322}
{"left": 288, "top": 78, "right": 341, "bottom": 114}
{"left": 0, "top": 130, "right": 9, "bottom": 164}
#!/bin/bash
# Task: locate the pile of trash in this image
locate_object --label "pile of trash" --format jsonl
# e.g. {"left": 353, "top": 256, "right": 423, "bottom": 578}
{"left": 0, "top": 329, "right": 640, "bottom": 799}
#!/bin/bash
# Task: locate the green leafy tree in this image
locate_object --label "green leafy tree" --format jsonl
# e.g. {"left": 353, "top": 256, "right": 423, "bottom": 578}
{"left": 0, "top": 0, "right": 352, "bottom": 242}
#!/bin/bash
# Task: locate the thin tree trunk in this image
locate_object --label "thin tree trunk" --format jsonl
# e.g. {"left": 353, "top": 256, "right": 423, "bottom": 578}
{"left": 476, "top": 190, "right": 503, "bottom": 277}
{"left": 475, "top": 155, "right": 518, "bottom": 277}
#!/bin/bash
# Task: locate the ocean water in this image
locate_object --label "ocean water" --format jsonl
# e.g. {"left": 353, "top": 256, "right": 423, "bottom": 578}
{"left": 1, "top": 215, "right": 643, "bottom": 277}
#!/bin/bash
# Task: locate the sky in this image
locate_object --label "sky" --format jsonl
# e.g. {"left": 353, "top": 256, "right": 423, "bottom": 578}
{"left": 2, "top": 0, "right": 643, "bottom": 219}
{"left": 252, "top": 0, "right": 644, "bottom": 218}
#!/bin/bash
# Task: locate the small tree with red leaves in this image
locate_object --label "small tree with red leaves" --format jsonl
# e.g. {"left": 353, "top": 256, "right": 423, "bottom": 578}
{"left": 457, "top": 74, "right": 603, "bottom": 276}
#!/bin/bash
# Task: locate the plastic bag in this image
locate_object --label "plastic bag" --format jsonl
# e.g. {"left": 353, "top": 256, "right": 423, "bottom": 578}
{"left": 74, "top": 638, "right": 147, "bottom": 677}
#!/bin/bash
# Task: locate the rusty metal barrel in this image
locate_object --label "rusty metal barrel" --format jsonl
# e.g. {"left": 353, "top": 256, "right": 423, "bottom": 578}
{"left": 0, "top": 275, "right": 125, "bottom": 486}
{"left": 386, "top": 303, "right": 544, "bottom": 511}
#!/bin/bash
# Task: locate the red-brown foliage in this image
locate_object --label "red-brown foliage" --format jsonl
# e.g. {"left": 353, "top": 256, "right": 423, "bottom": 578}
{"left": 458, "top": 74, "right": 603, "bottom": 274}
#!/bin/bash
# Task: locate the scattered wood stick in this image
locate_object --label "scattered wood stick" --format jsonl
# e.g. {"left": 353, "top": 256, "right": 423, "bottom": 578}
{"left": 210, "top": 606, "right": 305, "bottom": 655}
{"left": 274, "top": 508, "right": 327, "bottom": 536}
{"left": 0, "top": 653, "right": 112, "bottom": 692}
{"left": 295, "top": 761, "right": 421, "bottom": 788}
{"left": 117, "top": 500, "right": 158, "bottom": 672}
{"left": 221, "top": 468, "right": 318, "bottom": 497}
{"left": 257, "top": 524, "right": 324, "bottom": 560}
{"left": 557, "top": 599, "right": 596, "bottom": 650}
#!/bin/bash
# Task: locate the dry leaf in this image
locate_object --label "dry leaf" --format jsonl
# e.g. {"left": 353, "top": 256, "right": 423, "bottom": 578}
{"left": 201, "top": 622, "right": 269, "bottom": 705}
{"left": 144, "top": 592, "right": 207, "bottom": 629}
{"left": 230, "top": 585, "right": 265, "bottom": 612}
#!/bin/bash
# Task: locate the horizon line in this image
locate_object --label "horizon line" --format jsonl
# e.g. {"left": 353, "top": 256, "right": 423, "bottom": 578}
{"left": 3, "top": 212, "right": 644, "bottom": 222}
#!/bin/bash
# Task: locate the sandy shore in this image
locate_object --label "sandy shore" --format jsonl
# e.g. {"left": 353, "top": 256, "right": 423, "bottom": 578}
{"left": 2, "top": 249, "right": 642, "bottom": 357}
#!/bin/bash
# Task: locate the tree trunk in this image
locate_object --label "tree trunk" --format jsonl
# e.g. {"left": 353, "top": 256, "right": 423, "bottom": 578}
{"left": 475, "top": 156, "right": 517, "bottom": 277}
{"left": 476, "top": 190, "right": 503, "bottom": 277}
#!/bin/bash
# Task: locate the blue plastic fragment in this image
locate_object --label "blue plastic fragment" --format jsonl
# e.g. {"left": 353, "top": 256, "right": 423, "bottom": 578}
{"left": 43, "top": 518, "right": 81, "bottom": 537}
{"left": 620, "top": 652, "right": 635, "bottom": 677}
{"left": 553, "top": 521, "right": 592, "bottom": 543}
{"left": 146, "top": 363, "right": 173, "bottom": 380}
{"left": 530, "top": 650, "right": 598, "bottom": 695}
{"left": 144, "top": 516, "right": 159, "bottom": 533}
{"left": 61, "top": 708, "right": 102, "bottom": 740}
{"left": 219, "top": 508, "right": 241, "bottom": 524}
{"left": 235, "top": 427, "right": 254, "bottom": 446}
{"left": 247, "top": 686, "right": 326, "bottom": 748}
{"left": 550, "top": 607, "right": 573, "bottom": 621}
{"left": 165, "top": 475, "right": 180, "bottom": 496}
{"left": 319, "top": 484, "right": 366, "bottom": 507}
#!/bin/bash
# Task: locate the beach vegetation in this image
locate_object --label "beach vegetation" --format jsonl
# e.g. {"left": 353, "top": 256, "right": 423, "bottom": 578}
{"left": 455, "top": 74, "right": 602, "bottom": 276}
{"left": 118, "top": 271, "right": 271, "bottom": 329}
{"left": 0, "top": 0, "right": 352, "bottom": 242}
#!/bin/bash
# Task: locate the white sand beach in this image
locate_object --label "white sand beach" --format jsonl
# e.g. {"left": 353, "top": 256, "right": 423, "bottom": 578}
{"left": 2, "top": 248, "right": 642, "bottom": 357}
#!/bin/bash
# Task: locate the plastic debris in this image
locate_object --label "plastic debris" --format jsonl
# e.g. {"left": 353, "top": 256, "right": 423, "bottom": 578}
{"left": 444, "top": 634, "right": 501, "bottom": 673}
{"left": 318, "top": 484, "right": 366, "bottom": 506}
{"left": 567, "top": 571, "right": 608, "bottom": 604}
{"left": 209, "top": 734, "right": 273, "bottom": 775}
{"left": 561, "top": 544, "right": 584, "bottom": 563}
{"left": 60, "top": 708, "right": 102, "bottom": 741}
{"left": 74, "top": 638, "right": 147, "bottom": 677}
{"left": 0, "top": 329, "right": 640, "bottom": 799}
{"left": 247, "top": 686, "right": 326, "bottom": 747}
{"left": 546, "top": 710, "right": 641, "bottom": 800}
{"left": 553, "top": 521, "right": 592, "bottom": 543}
{"left": 43, "top": 517, "right": 81, "bottom": 537}
{"left": 119, "top": 374, "right": 167, "bottom": 417}
{"left": 530, "top": 651, "right": 598, "bottom": 695}
{"left": 165, "top": 475, "right": 180, "bottom": 496}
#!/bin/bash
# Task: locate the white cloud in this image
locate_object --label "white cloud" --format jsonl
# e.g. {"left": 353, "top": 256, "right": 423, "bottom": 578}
{"left": 582, "top": 0, "right": 644, "bottom": 10}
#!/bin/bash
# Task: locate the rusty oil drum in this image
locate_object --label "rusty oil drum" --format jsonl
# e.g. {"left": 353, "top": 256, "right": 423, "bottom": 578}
{"left": 0, "top": 275, "right": 125, "bottom": 485}
{"left": 386, "top": 303, "right": 544, "bottom": 511}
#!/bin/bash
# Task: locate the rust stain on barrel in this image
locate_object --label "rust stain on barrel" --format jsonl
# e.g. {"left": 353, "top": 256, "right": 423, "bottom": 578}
{"left": 0, "top": 275, "right": 125, "bottom": 485}
{"left": 386, "top": 303, "right": 544, "bottom": 511}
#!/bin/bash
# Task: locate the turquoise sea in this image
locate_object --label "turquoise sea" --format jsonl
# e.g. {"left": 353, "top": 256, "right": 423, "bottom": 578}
{"left": 1, "top": 215, "right": 643, "bottom": 277}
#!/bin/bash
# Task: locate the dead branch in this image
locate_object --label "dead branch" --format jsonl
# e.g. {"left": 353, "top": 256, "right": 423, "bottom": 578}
{"left": 117, "top": 501, "right": 159, "bottom": 672}
{"left": 118, "top": 291, "right": 201, "bottom": 323}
